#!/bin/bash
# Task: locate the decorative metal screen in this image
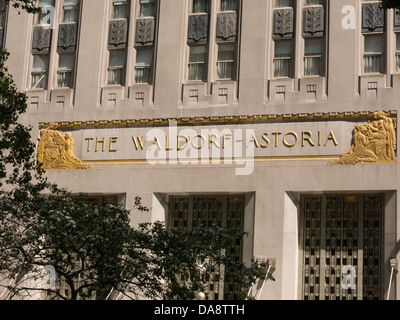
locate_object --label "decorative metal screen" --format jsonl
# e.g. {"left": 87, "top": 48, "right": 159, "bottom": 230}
{"left": 300, "top": 195, "right": 383, "bottom": 300}
{"left": 168, "top": 195, "right": 245, "bottom": 300}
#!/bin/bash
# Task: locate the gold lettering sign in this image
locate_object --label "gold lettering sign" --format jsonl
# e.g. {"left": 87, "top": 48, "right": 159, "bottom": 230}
{"left": 329, "top": 111, "right": 397, "bottom": 164}
{"left": 37, "top": 122, "right": 90, "bottom": 169}
{"left": 129, "top": 130, "right": 337, "bottom": 151}
{"left": 37, "top": 110, "right": 397, "bottom": 167}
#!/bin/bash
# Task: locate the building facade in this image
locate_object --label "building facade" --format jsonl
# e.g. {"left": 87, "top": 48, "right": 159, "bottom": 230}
{"left": 2, "top": 0, "right": 400, "bottom": 300}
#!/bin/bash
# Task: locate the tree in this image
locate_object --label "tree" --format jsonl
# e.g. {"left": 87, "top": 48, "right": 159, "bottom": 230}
{"left": 0, "top": 6, "right": 265, "bottom": 299}
{"left": 2, "top": 0, "right": 39, "bottom": 14}
{"left": 0, "top": 47, "right": 39, "bottom": 188}
{"left": 0, "top": 190, "right": 264, "bottom": 300}
{"left": 380, "top": 0, "right": 400, "bottom": 10}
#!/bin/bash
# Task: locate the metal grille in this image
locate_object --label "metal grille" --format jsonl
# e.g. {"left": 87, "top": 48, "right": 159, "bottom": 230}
{"left": 300, "top": 194, "right": 383, "bottom": 300}
{"left": 302, "top": 195, "right": 322, "bottom": 300}
{"left": 168, "top": 195, "right": 244, "bottom": 300}
{"left": 363, "top": 196, "right": 382, "bottom": 300}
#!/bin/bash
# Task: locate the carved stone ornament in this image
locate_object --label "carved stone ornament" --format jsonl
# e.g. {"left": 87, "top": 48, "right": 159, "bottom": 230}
{"left": 362, "top": 2, "right": 385, "bottom": 33}
{"left": 187, "top": 14, "right": 209, "bottom": 43}
{"left": 37, "top": 122, "right": 90, "bottom": 169}
{"left": 303, "top": 6, "right": 324, "bottom": 37}
{"left": 57, "top": 23, "right": 78, "bottom": 51}
{"left": 216, "top": 12, "right": 237, "bottom": 41}
{"left": 32, "top": 26, "right": 52, "bottom": 53}
{"left": 108, "top": 19, "right": 128, "bottom": 48}
{"left": 273, "top": 8, "right": 294, "bottom": 39}
{"left": 135, "top": 17, "right": 155, "bottom": 46}
{"left": 329, "top": 111, "right": 397, "bottom": 165}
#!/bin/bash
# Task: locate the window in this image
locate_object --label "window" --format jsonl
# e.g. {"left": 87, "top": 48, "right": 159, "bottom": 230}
{"left": 63, "top": 0, "right": 80, "bottom": 23}
{"left": 192, "top": 0, "right": 209, "bottom": 13}
{"left": 188, "top": 45, "right": 207, "bottom": 81}
{"left": 31, "top": 54, "right": 49, "bottom": 89}
{"left": 396, "top": 34, "right": 400, "bottom": 72}
{"left": 274, "top": 40, "right": 292, "bottom": 77}
{"left": 186, "top": 0, "right": 240, "bottom": 86}
{"left": 364, "top": 34, "right": 383, "bottom": 73}
{"left": 139, "top": 0, "right": 156, "bottom": 17}
{"left": 168, "top": 195, "right": 245, "bottom": 300}
{"left": 37, "top": 0, "right": 55, "bottom": 25}
{"left": 305, "top": 0, "right": 323, "bottom": 5}
{"left": 304, "top": 38, "right": 323, "bottom": 76}
{"left": 112, "top": 0, "right": 129, "bottom": 19}
{"left": 275, "top": 0, "right": 292, "bottom": 7}
{"left": 0, "top": 1, "right": 6, "bottom": 48}
{"left": 220, "top": 0, "right": 237, "bottom": 11}
{"left": 57, "top": 53, "right": 74, "bottom": 88}
{"left": 216, "top": 43, "right": 235, "bottom": 80}
{"left": 108, "top": 49, "right": 126, "bottom": 85}
{"left": 135, "top": 48, "right": 153, "bottom": 83}
{"left": 300, "top": 195, "right": 383, "bottom": 300}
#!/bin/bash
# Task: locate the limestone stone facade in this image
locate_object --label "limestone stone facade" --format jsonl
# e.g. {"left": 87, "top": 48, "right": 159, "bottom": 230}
{"left": 2, "top": 0, "right": 400, "bottom": 300}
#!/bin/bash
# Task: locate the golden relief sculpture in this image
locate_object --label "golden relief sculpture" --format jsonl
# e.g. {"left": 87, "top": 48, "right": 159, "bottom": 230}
{"left": 37, "top": 122, "right": 90, "bottom": 169}
{"left": 330, "top": 111, "right": 397, "bottom": 165}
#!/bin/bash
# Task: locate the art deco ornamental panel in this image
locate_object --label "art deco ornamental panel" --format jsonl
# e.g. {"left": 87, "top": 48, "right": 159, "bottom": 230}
{"left": 108, "top": 19, "right": 128, "bottom": 48}
{"left": 57, "top": 23, "right": 78, "bottom": 51}
{"left": 169, "top": 195, "right": 244, "bottom": 300}
{"left": 300, "top": 195, "right": 383, "bottom": 300}
{"left": 216, "top": 12, "right": 237, "bottom": 41}
{"left": 303, "top": 6, "right": 325, "bottom": 37}
{"left": 135, "top": 18, "right": 155, "bottom": 46}
{"left": 187, "top": 14, "right": 209, "bottom": 43}
{"left": 272, "top": 8, "right": 294, "bottom": 39}
{"left": 362, "top": 2, "right": 385, "bottom": 33}
{"left": 32, "top": 26, "right": 52, "bottom": 53}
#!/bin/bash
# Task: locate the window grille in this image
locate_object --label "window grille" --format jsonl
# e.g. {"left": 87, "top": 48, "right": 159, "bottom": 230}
{"left": 304, "top": 38, "right": 323, "bottom": 76}
{"left": 31, "top": 54, "right": 49, "bottom": 89}
{"left": 63, "top": 0, "right": 80, "bottom": 23}
{"left": 135, "top": 48, "right": 153, "bottom": 84}
{"left": 57, "top": 53, "right": 75, "bottom": 88}
{"left": 220, "top": 0, "right": 237, "bottom": 12}
{"left": 275, "top": 0, "right": 292, "bottom": 8}
{"left": 364, "top": 35, "right": 383, "bottom": 73}
{"left": 188, "top": 45, "right": 207, "bottom": 81}
{"left": 274, "top": 40, "right": 292, "bottom": 77}
{"left": 139, "top": 0, "right": 156, "bottom": 17}
{"left": 168, "top": 195, "right": 245, "bottom": 300}
{"left": 300, "top": 195, "right": 383, "bottom": 300}
{"left": 216, "top": 43, "right": 235, "bottom": 80}
{"left": 192, "top": 0, "right": 209, "bottom": 13}
{"left": 108, "top": 50, "right": 126, "bottom": 85}
{"left": 112, "top": 0, "right": 129, "bottom": 19}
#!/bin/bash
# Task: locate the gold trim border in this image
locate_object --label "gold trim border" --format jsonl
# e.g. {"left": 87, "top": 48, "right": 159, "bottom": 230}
{"left": 39, "top": 110, "right": 397, "bottom": 130}
{"left": 81, "top": 155, "right": 341, "bottom": 165}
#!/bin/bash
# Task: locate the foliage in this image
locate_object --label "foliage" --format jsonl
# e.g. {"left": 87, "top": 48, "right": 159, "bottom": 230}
{"left": 2, "top": 0, "right": 39, "bottom": 14}
{"left": 380, "top": 0, "right": 400, "bottom": 10}
{"left": 0, "top": 2, "right": 264, "bottom": 301}
{"left": 0, "top": 47, "right": 39, "bottom": 188}
{"left": 0, "top": 190, "right": 263, "bottom": 300}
